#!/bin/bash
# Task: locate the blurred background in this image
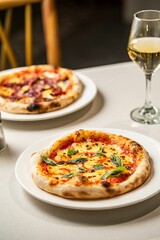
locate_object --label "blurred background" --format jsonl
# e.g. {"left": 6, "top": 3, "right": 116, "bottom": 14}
{"left": 1, "top": 0, "right": 160, "bottom": 70}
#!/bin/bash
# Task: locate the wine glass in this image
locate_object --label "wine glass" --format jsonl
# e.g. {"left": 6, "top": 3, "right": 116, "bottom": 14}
{"left": 128, "top": 10, "right": 160, "bottom": 124}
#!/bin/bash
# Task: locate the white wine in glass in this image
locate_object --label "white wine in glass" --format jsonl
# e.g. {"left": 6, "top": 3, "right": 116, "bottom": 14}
{"left": 128, "top": 10, "right": 160, "bottom": 124}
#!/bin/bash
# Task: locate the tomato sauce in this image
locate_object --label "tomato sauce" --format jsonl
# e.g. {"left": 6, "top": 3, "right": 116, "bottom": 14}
{"left": 107, "top": 174, "right": 129, "bottom": 184}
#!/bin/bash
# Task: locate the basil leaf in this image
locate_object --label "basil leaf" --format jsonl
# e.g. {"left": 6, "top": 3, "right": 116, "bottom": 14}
{"left": 78, "top": 167, "right": 86, "bottom": 173}
{"left": 66, "top": 157, "right": 87, "bottom": 164}
{"left": 94, "top": 152, "right": 105, "bottom": 157}
{"left": 110, "top": 154, "right": 123, "bottom": 167}
{"left": 63, "top": 172, "right": 77, "bottom": 178}
{"left": 67, "top": 148, "right": 78, "bottom": 156}
{"left": 94, "top": 146, "right": 105, "bottom": 157}
{"left": 101, "top": 166, "right": 126, "bottom": 180}
{"left": 93, "top": 164, "right": 105, "bottom": 170}
{"left": 41, "top": 155, "right": 57, "bottom": 166}
{"left": 100, "top": 146, "right": 106, "bottom": 153}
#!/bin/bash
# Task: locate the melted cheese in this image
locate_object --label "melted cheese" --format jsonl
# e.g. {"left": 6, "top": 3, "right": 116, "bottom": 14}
{"left": 8, "top": 77, "right": 21, "bottom": 84}
{"left": 42, "top": 89, "right": 54, "bottom": 99}
{"left": 0, "top": 66, "right": 75, "bottom": 103}
{"left": 0, "top": 87, "right": 13, "bottom": 96}
{"left": 43, "top": 72, "right": 59, "bottom": 79}
{"left": 21, "top": 85, "right": 29, "bottom": 93}
{"left": 57, "top": 81, "right": 69, "bottom": 91}
{"left": 41, "top": 139, "right": 136, "bottom": 186}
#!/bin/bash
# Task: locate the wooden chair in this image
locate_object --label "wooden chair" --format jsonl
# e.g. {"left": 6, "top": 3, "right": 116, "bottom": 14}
{"left": 0, "top": 0, "right": 61, "bottom": 70}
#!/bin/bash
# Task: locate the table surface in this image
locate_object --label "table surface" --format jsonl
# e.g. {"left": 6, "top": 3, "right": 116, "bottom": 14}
{"left": 1, "top": 62, "right": 160, "bottom": 240}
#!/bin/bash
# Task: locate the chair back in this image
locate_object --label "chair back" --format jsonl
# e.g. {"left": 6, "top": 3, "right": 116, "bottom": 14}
{"left": 0, "top": 0, "right": 61, "bottom": 70}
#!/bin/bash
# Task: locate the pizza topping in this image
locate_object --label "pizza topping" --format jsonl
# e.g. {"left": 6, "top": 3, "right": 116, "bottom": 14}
{"left": 110, "top": 154, "right": 123, "bottom": 167}
{"left": 78, "top": 167, "right": 86, "bottom": 173}
{"left": 39, "top": 132, "right": 139, "bottom": 186}
{"left": 101, "top": 166, "right": 126, "bottom": 180}
{"left": 1, "top": 69, "right": 68, "bottom": 102}
{"left": 41, "top": 155, "right": 57, "bottom": 166}
{"left": 63, "top": 172, "right": 77, "bottom": 178}
{"left": 0, "top": 86, "right": 13, "bottom": 97}
{"left": 94, "top": 146, "right": 106, "bottom": 157}
{"left": 31, "top": 129, "right": 151, "bottom": 199}
{"left": 93, "top": 164, "right": 105, "bottom": 170}
{"left": 0, "top": 65, "right": 83, "bottom": 114}
{"left": 66, "top": 157, "right": 88, "bottom": 164}
{"left": 67, "top": 148, "right": 78, "bottom": 156}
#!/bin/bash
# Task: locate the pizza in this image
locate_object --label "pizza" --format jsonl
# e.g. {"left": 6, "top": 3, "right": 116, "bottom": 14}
{"left": 30, "top": 129, "right": 151, "bottom": 200}
{"left": 0, "top": 65, "right": 83, "bottom": 114}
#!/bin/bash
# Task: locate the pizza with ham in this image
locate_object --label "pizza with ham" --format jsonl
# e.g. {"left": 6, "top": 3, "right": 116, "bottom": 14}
{"left": 30, "top": 129, "right": 151, "bottom": 199}
{"left": 0, "top": 65, "right": 83, "bottom": 114}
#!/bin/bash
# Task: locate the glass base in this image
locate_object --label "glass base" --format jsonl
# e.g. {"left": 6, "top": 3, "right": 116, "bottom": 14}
{"left": 130, "top": 106, "right": 160, "bottom": 124}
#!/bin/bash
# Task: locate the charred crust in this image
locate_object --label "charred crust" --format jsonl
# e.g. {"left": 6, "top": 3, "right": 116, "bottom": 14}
{"left": 101, "top": 182, "right": 117, "bottom": 195}
{"left": 79, "top": 190, "right": 90, "bottom": 196}
{"left": 27, "top": 103, "right": 41, "bottom": 112}
{"left": 101, "top": 180, "right": 110, "bottom": 188}
{"left": 75, "top": 130, "right": 81, "bottom": 137}
{"left": 62, "top": 189, "right": 90, "bottom": 199}
{"left": 129, "top": 141, "right": 141, "bottom": 147}
{"left": 50, "top": 102, "right": 61, "bottom": 108}
{"left": 106, "top": 188, "right": 115, "bottom": 194}
{"left": 131, "top": 148, "right": 138, "bottom": 154}
{"left": 62, "top": 191, "right": 75, "bottom": 198}
{"left": 53, "top": 65, "right": 59, "bottom": 72}
{"left": 78, "top": 176, "right": 88, "bottom": 184}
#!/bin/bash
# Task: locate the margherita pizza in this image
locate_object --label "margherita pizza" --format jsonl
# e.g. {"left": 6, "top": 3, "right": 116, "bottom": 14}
{"left": 0, "top": 65, "right": 83, "bottom": 114}
{"left": 31, "top": 129, "right": 151, "bottom": 199}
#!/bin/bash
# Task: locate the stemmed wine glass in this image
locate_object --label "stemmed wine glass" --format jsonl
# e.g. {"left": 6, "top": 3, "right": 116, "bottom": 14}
{"left": 128, "top": 10, "right": 160, "bottom": 124}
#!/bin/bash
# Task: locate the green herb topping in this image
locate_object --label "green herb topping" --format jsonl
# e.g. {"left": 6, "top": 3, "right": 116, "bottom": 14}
{"left": 63, "top": 172, "right": 77, "bottom": 178}
{"left": 66, "top": 157, "right": 88, "bottom": 164}
{"left": 93, "top": 164, "right": 105, "bottom": 170}
{"left": 41, "top": 155, "right": 57, "bottom": 166}
{"left": 78, "top": 167, "right": 86, "bottom": 173}
{"left": 67, "top": 148, "right": 78, "bottom": 156}
{"left": 101, "top": 166, "right": 126, "bottom": 180}
{"left": 110, "top": 154, "right": 123, "bottom": 167}
{"left": 94, "top": 146, "right": 105, "bottom": 157}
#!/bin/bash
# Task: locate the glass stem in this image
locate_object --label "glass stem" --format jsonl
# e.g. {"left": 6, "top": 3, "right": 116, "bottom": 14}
{"left": 144, "top": 73, "right": 153, "bottom": 109}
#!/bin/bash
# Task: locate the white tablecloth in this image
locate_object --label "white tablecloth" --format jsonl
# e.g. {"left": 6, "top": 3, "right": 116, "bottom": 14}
{"left": 1, "top": 62, "right": 160, "bottom": 240}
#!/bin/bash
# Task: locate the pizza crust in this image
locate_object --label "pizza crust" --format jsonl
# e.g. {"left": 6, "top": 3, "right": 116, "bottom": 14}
{"left": 30, "top": 130, "right": 151, "bottom": 200}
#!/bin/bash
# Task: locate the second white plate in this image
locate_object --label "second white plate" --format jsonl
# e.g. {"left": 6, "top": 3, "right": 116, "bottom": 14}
{"left": 1, "top": 70, "right": 97, "bottom": 121}
{"left": 15, "top": 128, "right": 160, "bottom": 210}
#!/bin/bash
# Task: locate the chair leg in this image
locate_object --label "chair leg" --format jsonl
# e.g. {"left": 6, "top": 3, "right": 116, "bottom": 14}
{"left": 41, "top": 0, "right": 61, "bottom": 66}
{"left": 0, "top": 9, "right": 13, "bottom": 70}
{"left": 25, "top": 3, "right": 32, "bottom": 66}
{"left": 0, "top": 20, "right": 17, "bottom": 69}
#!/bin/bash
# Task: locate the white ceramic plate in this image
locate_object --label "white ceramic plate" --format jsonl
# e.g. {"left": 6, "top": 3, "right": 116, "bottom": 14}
{"left": 0, "top": 68, "right": 97, "bottom": 121}
{"left": 15, "top": 128, "right": 160, "bottom": 210}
